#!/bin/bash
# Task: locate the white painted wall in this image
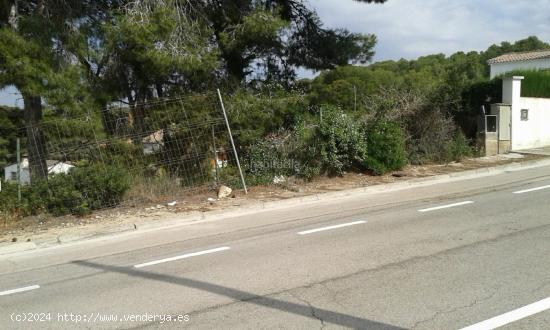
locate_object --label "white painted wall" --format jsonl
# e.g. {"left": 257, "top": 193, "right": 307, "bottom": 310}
{"left": 512, "top": 97, "right": 550, "bottom": 150}
{"left": 3, "top": 159, "right": 73, "bottom": 184}
{"left": 502, "top": 76, "right": 550, "bottom": 150}
{"left": 3, "top": 163, "right": 31, "bottom": 185}
{"left": 490, "top": 58, "right": 550, "bottom": 79}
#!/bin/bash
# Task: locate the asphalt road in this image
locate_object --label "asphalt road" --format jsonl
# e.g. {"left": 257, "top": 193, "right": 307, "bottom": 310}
{"left": 1, "top": 164, "right": 550, "bottom": 329}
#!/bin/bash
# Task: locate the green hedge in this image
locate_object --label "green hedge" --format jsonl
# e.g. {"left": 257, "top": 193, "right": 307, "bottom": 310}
{"left": 500, "top": 70, "right": 550, "bottom": 98}
{"left": 0, "top": 164, "right": 131, "bottom": 217}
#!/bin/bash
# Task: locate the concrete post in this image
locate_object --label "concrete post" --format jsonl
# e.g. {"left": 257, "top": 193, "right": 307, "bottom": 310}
{"left": 502, "top": 76, "right": 523, "bottom": 151}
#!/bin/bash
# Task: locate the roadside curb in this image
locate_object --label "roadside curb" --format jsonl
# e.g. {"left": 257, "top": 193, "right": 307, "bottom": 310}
{"left": 197, "top": 156, "right": 550, "bottom": 220}
{"left": 2, "top": 156, "right": 550, "bottom": 257}
{"left": 0, "top": 242, "right": 37, "bottom": 255}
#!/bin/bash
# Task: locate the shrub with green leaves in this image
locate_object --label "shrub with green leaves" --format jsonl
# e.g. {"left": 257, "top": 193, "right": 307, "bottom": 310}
{"left": 443, "top": 131, "right": 473, "bottom": 163}
{"left": 245, "top": 139, "right": 287, "bottom": 185}
{"left": 70, "top": 164, "right": 131, "bottom": 211}
{"left": 30, "top": 175, "right": 88, "bottom": 216}
{"left": 294, "top": 107, "right": 369, "bottom": 177}
{"left": 0, "top": 182, "right": 32, "bottom": 218}
{"left": 1, "top": 164, "right": 132, "bottom": 218}
{"left": 289, "top": 123, "right": 322, "bottom": 179}
{"left": 228, "top": 90, "right": 307, "bottom": 149}
{"left": 364, "top": 121, "right": 407, "bottom": 175}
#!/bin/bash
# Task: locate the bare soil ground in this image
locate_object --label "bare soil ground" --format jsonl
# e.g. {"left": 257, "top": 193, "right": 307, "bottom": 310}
{"left": 0, "top": 153, "right": 545, "bottom": 246}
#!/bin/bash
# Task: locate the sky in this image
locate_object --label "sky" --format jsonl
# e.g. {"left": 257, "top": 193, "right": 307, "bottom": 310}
{"left": 312, "top": 0, "right": 550, "bottom": 61}
{"left": 2, "top": 0, "right": 550, "bottom": 107}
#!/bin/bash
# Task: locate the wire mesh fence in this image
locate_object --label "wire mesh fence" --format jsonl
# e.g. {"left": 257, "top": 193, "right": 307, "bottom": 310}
{"left": 2, "top": 92, "right": 246, "bottom": 216}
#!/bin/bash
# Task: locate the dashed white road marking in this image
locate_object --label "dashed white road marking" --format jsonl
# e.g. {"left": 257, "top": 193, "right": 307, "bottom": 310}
{"left": 134, "top": 247, "right": 231, "bottom": 268}
{"left": 297, "top": 221, "right": 366, "bottom": 235}
{"left": 418, "top": 201, "right": 474, "bottom": 213}
{"left": 0, "top": 285, "right": 40, "bottom": 296}
{"left": 460, "top": 297, "right": 550, "bottom": 330}
{"left": 513, "top": 185, "right": 550, "bottom": 194}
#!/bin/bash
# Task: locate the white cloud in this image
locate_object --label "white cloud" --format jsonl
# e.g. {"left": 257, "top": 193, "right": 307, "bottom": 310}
{"left": 311, "top": 0, "right": 550, "bottom": 61}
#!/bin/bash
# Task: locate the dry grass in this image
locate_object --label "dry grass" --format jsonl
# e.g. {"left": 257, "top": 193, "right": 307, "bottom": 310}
{"left": 124, "top": 174, "right": 213, "bottom": 204}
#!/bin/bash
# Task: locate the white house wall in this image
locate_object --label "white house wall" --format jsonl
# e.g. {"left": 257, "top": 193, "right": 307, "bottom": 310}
{"left": 3, "top": 164, "right": 31, "bottom": 185}
{"left": 48, "top": 163, "right": 74, "bottom": 175}
{"left": 490, "top": 58, "right": 550, "bottom": 79}
{"left": 512, "top": 97, "right": 550, "bottom": 150}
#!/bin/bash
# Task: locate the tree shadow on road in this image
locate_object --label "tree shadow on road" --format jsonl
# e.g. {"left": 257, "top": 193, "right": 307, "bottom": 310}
{"left": 73, "top": 260, "right": 405, "bottom": 330}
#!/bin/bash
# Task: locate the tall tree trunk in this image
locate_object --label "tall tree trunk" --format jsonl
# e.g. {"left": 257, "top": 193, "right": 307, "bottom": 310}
{"left": 10, "top": 1, "right": 47, "bottom": 182}
{"left": 129, "top": 88, "right": 148, "bottom": 144}
{"left": 23, "top": 94, "right": 48, "bottom": 181}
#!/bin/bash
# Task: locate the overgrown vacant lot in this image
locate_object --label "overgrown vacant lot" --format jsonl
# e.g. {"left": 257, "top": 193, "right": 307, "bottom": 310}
{"left": 2, "top": 0, "right": 550, "bottom": 236}
{"left": 1, "top": 152, "right": 544, "bottom": 246}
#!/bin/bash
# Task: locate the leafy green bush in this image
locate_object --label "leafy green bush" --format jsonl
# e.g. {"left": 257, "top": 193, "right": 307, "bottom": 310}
{"left": 1, "top": 164, "right": 131, "bottom": 218}
{"left": 443, "top": 131, "right": 473, "bottom": 163}
{"left": 290, "top": 123, "right": 322, "bottom": 179}
{"left": 30, "top": 175, "right": 88, "bottom": 216}
{"left": 364, "top": 121, "right": 407, "bottom": 175}
{"left": 0, "top": 182, "right": 32, "bottom": 218}
{"left": 216, "top": 165, "right": 246, "bottom": 189}
{"left": 245, "top": 139, "right": 288, "bottom": 185}
{"left": 317, "top": 108, "right": 369, "bottom": 175}
{"left": 227, "top": 90, "right": 307, "bottom": 149}
{"left": 71, "top": 164, "right": 131, "bottom": 210}
{"left": 294, "top": 107, "right": 368, "bottom": 177}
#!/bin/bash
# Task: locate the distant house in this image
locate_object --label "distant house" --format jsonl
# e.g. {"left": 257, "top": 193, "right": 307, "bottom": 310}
{"left": 3, "top": 158, "right": 30, "bottom": 184}
{"left": 142, "top": 130, "right": 164, "bottom": 154}
{"left": 483, "top": 75, "right": 550, "bottom": 155}
{"left": 3, "top": 158, "right": 74, "bottom": 185}
{"left": 489, "top": 50, "right": 550, "bottom": 79}
{"left": 47, "top": 160, "right": 74, "bottom": 175}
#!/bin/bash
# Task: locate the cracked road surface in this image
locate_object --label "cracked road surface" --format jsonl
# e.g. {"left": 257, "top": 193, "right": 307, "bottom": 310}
{"left": 1, "top": 165, "right": 550, "bottom": 329}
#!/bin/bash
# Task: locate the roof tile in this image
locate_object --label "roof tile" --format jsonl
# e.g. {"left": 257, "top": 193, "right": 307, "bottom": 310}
{"left": 488, "top": 50, "right": 550, "bottom": 64}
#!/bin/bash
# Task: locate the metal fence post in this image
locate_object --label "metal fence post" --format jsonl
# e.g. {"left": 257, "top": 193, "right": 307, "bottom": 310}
{"left": 16, "top": 138, "right": 21, "bottom": 202}
{"left": 217, "top": 89, "right": 248, "bottom": 194}
{"left": 211, "top": 125, "right": 219, "bottom": 186}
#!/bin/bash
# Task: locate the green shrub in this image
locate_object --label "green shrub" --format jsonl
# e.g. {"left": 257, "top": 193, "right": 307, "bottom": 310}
{"left": 443, "top": 131, "right": 473, "bottom": 163}
{"left": 294, "top": 107, "right": 368, "bottom": 177}
{"left": 217, "top": 165, "right": 246, "bottom": 189}
{"left": 1, "top": 164, "right": 132, "bottom": 218}
{"left": 364, "top": 121, "right": 407, "bottom": 175}
{"left": 245, "top": 139, "right": 287, "bottom": 185}
{"left": 290, "top": 123, "right": 322, "bottom": 179}
{"left": 405, "top": 109, "right": 458, "bottom": 165}
{"left": 0, "top": 182, "right": 32, "bottom": 217}
{"left": 71, "top": 164, "right": 131, "bottom": 210}
{"left": 228, "top": 90, "right": 307, "bottom": 149}
{"left": 30, "top": 176, "right": 88, "bottom": 216}
{"left": 317, "top": 108, "right": 369, "bottom": 175}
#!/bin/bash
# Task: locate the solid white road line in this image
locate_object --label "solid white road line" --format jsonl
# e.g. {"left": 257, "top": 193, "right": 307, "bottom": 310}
{"left": 418, "top": 201, "right": 474, "bottom": 213}
{"left": 134, "top": 247, "right": 231, "bottom": 268}
{"left": 513, "top": 185, "right": 550, "bottom": 194}
{"left": 297, "top": 221, "right": 366, "bottom": 235}
{"left": 460, "top": 297, "right": 550, "bottom": 330}
{"left": 0, "top": 285, "right": 40, "bottom": 296}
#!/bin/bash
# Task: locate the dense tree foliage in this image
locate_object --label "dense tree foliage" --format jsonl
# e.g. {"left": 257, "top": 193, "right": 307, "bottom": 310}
{"left": 305, "top": 36, "right": 550, "bottom": 163}
{"left": 0, "top": 106, "right": 23, "bottom": 168}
